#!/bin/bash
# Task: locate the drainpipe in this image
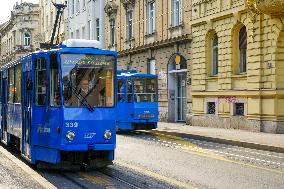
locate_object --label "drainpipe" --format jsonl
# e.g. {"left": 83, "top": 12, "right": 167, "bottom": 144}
{"left": 259, "top": 13, "right": 264, "bottom": 131}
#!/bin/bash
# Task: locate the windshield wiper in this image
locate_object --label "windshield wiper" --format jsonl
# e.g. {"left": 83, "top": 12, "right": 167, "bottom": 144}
{"left": 69, "top": 83, "right": 95, "bottom": 112}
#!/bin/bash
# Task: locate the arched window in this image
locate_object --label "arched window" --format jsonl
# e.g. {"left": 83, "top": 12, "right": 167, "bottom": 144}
{"left": 239, "top": 26, "right": 247, "bottom": 73}
{"left": 211, "top": 33, "right": 218, "bottom": 76}
{"left": 24, "top": 33, "right": 31, "bottom": 46}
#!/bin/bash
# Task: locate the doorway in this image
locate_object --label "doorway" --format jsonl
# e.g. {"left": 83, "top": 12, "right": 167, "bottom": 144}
{"left": 168, "top": 54, "right": 187, "bottom": 122}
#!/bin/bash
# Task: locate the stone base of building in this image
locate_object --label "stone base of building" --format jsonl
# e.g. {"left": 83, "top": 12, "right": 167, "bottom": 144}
{"left": 190, "top": 115, "right": 284, "bottom": 134}
{"left": 158, "top": 106, "right": 168, "bottom": 122}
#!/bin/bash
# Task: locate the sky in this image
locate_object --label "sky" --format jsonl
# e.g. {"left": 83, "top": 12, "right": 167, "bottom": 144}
{"left": 0, "top": 0, "right": 39, "bottom": 24}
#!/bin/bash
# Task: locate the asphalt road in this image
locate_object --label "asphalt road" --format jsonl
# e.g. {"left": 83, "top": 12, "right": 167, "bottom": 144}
{"left": 114, "top": 131, "right": 284, "bottom": 189}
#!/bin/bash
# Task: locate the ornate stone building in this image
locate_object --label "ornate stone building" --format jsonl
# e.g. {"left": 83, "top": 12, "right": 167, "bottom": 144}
{"left": 190, "top": 0, "right": 284, "bottom": 133}
{"left": 0, "top": 2, "right": 40, "bottom": 65}
{"left": 65, "top": 0, "right": 105, "bottom": 47}
{"left": 104, "top": 0, "right": 192, "bottom": 122}
{"left": 39, "top": 0, "right": 66, "bottom": 43}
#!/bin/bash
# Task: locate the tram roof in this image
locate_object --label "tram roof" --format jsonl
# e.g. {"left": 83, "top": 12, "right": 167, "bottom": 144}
{"left": 0, "top": 41, "right": 117, "bottom": 71}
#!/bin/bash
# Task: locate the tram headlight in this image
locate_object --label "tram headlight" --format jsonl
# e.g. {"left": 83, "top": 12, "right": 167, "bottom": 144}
{"left": 104, "top": 130, "right": 112, "bottom": 140}
{"left": 66, "top": 131, "right": 76, "bottom": 141}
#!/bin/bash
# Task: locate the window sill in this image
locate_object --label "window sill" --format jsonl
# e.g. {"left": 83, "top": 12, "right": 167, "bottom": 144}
{"left": 231, "top": 74, "right": 247, "bottom": 79}
{"left": 168, "top": 23, "right": 184, "bottom": 31}
{"left": 206, "top": 75, "right": 218, "bottom": 80}
{"left": 144, "top": 31, "right": 156, "bottom": 38}
{"left": 125, "top": 37, "right": 135, "bottom": 43}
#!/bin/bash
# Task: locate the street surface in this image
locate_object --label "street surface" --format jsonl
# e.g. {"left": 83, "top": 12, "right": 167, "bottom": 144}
{"left": 115, "top": 131, "right": 284, "bottom": 189}
{"left": 1, "top": 131, "right": 284, "bottom": 189}
{"left": 38, "top": 131, "right": 284, "bottom": 189}
{"left": 0, "top": 147, "right": 43, "bottom": 189}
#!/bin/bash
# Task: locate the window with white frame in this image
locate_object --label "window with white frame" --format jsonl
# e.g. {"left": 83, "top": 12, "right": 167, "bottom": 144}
{"left": 88, "top": 20, "right": 91, "bottom": 39}
{"left": 147, "top": 59, "right": 156, "bottom": 74}
{"left": 211, "top": 33, "right": 218, "bottom": 76}
{"left": 70, "top": 32, "right": 74, "bottom": 38}
{"left": 96, "top": 18, "right": 100, "bottom": 41}
{"left": 24, "top": 33, "right": 31, "bottom": 46}
{"left": 76, "top": 29, "right": 80, "bottom": 39}
{"left": 83, "top": 0, "right": 86, "bottom": 8}
{"left": 126, "top": 10, "right": 133, "bottom": 40}
{"left": 110, "top": 19, "right": 116, "bottom": 46}
{"left": 147, "top": 1, "right": 155, "bottom": 34}
{"left": 239, "top": 26, "right": 247, "bottom": 73}
{"left": 82, "top": 26, "right": 85, "bottom": 39}
{"left": 71, "top": 0, "right": 75, "bottom": 15}
{"left": 172, "top": 0, "right": 182, "bottom": 27}
{"left": 76, "top": 0, "right": 80, "bottom": 12}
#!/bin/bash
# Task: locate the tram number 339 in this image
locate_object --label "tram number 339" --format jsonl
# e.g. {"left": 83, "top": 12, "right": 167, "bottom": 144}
{"left": 65, "top": 122, "right": 79, "bottom": 128}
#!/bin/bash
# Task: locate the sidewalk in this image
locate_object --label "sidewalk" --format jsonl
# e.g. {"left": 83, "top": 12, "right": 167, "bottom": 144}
{"left": 155, "top": 122, "right": 284, "bottom": 153}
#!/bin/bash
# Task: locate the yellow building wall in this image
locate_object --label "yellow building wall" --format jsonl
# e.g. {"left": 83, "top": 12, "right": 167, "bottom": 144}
{"left": 190, "top": 0, "right": 284, "bottom": 133}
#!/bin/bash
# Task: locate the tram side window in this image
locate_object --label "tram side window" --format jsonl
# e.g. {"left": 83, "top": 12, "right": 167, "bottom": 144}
{"left": 134, "top": 78, "right": 157, "bottom": 102}
{"left": 34, "top": 58, "right": 47, "bottom": 106}
{"left": 126, "top": 79, "right": 133, "bottom": 102}
{"left": 117, "top": 79, "right": 125, "bottom": 102}
{"left": 14, "top": 64, "right": 22, "bottom": 103}
{"left": 49, "top": 54, "right": 61, "bottom": 106}
{"left": 8, "top": 68, "right": 15, "bottom": 103}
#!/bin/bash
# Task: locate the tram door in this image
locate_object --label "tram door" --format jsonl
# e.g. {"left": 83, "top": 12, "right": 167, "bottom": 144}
{"left": 1, "top": 72, "right": 8, "bottom": 142}
{"left": 22, "top": 70, "right": 32, "bottom": 158}
{"left": 176, "top": 72, "right": 186, "bottom": 122}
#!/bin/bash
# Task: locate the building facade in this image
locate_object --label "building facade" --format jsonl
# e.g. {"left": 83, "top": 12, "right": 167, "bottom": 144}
{"left": 104, "top": 0, "right": 192, "bottom": 122}
{"left": 0, "top": 2, "right": 40, "bottom": 65}
{"left": 39, "top": 0, "right": 66, "bottom": 43}
{"left": 66, "top": 0, "right": 105, "bottom": 48}
{"left": 190, "top": 0, "right": 284, "bottom": 133}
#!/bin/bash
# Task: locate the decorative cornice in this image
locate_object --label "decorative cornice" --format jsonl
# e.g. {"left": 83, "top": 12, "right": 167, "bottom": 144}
{"left": 246, "top": 0, "right": 284, "bottom": 16}
{"left": 192, "top": 0, "right": 214, "bottom": 7}
{"left": 118, "top": 34, "right": 192, "bottom": 57}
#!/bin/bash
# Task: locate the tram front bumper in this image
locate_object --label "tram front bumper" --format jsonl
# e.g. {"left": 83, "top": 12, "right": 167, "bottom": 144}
{"left": 60, "top": 143, "right": 115, "bottom": 151}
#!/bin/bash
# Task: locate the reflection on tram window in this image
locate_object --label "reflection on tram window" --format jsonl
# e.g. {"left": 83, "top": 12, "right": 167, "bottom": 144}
{"left": 117, "top": 79, "right": 125, "bottom": 102}
{"left": 34, "top": 58, "right": 47, "bottom": 106}
{"left": 126, "top": 79, "right": 133, "bottom": 102}
{"left": 133, "top": 77, "right": 157, "bottom": 103}
{"left": 61, "top": 54, "right": 115, "bottom": 108}
{"left": 14, "top": 64, "right": 22, "bottom": 103}
{"left": 50, "top": 53, "right": 61, "bottom": 106}
{"left": 8, "top": 67, "right": 15, "bottom": 103}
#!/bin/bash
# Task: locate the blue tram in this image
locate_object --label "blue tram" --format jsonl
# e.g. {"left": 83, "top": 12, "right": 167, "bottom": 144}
{"left": 116, "top": 70, "right": 158, "bottom": 131}
{"left": 0, "top": 39, "right": 117, "bottom": 168}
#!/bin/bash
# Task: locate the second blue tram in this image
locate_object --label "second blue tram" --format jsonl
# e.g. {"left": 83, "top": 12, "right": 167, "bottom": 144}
{"left": 0, "top": 39, "right": 117, "bottom": 168}
{"left": 116, "top": 70, "right": 158, "bottom": 131}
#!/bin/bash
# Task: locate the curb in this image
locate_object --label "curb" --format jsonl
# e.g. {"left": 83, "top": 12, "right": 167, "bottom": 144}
{"left": 153, "top": 130, "right": 284, "bottom": 154}
{"left": 0, "top": 145, "right": 57, "bottom": 189}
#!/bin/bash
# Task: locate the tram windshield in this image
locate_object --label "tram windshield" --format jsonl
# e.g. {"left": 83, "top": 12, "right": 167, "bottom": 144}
{"left": 133, "top": 77, "right": 157, "bottom": 103}
{"left": 61, "top": 54, "right": 115, "bottom": 108}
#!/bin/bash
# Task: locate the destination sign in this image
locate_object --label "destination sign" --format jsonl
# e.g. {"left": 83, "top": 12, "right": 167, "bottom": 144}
{"left": 61, "top": 54, "right": 114, "bottom": 67}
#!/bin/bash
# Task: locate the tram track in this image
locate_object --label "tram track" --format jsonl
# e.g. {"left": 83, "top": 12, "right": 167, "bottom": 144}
{"left": 59, "top": 172, "right": 90, "bottom": 189}
{"left": 122, "top": 130, "right": 284, "bottom": 172}
{"left": 98, "top": 168, "right": 142, "bottom": 189}
{"left": 0, "top": 142, "right": 157, "bottom": 189}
